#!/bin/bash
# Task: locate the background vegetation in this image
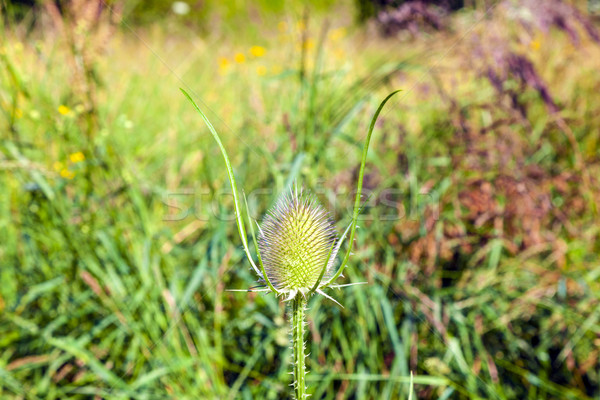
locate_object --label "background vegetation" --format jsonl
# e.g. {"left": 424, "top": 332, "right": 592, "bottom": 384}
{"left": 1, "top": 0, "right": 599, "bottom": 398}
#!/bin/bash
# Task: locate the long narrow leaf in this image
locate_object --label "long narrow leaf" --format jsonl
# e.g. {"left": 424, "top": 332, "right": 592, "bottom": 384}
{"left": 180, "top": 89, "right": 261, "bottom": 277}
{"left": 324, "top": 90, "right": 401, "bottom": 286}
{"left": 309, "top": 221, "right": 352, "bottom": 295}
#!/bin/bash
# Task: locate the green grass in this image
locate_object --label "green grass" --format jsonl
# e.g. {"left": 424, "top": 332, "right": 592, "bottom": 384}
{"left": 1, "top": 2, "right": 600, "bottom": 399}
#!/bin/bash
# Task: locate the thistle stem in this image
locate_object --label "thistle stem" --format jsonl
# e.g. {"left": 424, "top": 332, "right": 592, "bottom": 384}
{"left": 292, "top": 294, "right": 307, "bottom": 399}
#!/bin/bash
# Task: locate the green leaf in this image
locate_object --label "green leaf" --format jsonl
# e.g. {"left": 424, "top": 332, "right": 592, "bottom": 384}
{"left": 180, "top": 88, "right": 261, "bottom": 277}
{"left": 324, "top": 90, "right": 401, "bottom": 287}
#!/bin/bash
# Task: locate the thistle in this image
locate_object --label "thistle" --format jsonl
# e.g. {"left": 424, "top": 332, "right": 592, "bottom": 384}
{"left": 259, "top": 187, "right": 341, "bottom": 301}
{"left": 181, "top": 88, "right": 399, "bottom": 399}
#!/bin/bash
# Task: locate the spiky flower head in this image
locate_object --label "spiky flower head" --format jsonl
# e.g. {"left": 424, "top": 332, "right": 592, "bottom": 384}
{"left": 258, "top": 188, "right": 339, "bottom": 296}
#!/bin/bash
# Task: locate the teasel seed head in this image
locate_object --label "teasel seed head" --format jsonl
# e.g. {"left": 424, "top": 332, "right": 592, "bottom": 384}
{"left": 258, "top": 187, "right": 339, "bottom": 295}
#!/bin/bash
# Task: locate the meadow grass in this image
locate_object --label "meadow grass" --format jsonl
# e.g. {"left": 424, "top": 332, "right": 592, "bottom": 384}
{"left": 1, "top": 2, "right": 600, "bottom": 399}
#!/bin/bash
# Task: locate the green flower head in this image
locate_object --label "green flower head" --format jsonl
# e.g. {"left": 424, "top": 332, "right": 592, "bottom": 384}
{"left": 258, "top": 187, "right": 339, "bottom": 296}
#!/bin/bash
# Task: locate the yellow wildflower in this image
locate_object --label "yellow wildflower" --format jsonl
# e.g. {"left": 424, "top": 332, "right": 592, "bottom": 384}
{"left": 69, "top": 151, "right": 85, "bottom": 163}
{"left": 53, "top": 161, "right": 63, "bottom": 172}
{"left": 256, "top": 65, "right": 267, "bottom": 76}
{"left": 329, "top": 27, "right": 347, "bottom": 42}
{"left": 60, "top": 168, "right": 75, "bottom": 179}
{"left": 219, "top": 57, "right": 229, "bottom": 68}
{"left": 58, "top": 105, "right": 71, "bottom": 115}
{"left": 530, "top": 38, "right": 541, "bottom": 51}
{"left": 296, "top": 38, "right": 314, "bottom": 52}
{"left": 278, "top": 21, "right": 287, "bottom": 33}
{"left": 14, "top": 108, "right": 23, "bottom": 119}
{"left": 234, "top": 53, "right": 246, "bottom": 63}
{"left": 250, "top": 45, "right": 266, "bottom": 58}
{"left": 218, "top": 57, "right": 230, "bottom": 75}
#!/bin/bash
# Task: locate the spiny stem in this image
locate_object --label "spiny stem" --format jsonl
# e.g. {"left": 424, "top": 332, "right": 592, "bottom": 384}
{"left": 292, "top": 294, "right": 307, "bottom": 399}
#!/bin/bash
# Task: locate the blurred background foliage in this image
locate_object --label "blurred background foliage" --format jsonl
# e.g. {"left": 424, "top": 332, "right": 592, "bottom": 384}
{"left": 1, "top": 0, "right": 600, "bottom": 399}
